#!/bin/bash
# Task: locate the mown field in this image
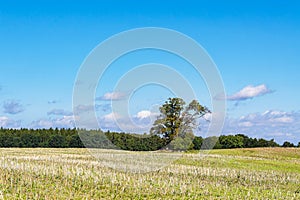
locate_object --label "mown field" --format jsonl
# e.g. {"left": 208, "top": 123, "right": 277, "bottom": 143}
{"left": 0, "top": 148, "right": 299, "bottom": 199}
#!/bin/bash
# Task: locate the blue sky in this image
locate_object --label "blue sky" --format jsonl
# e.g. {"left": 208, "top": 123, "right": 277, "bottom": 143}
{"left": 0, "top": 0, "right": 300, "bottom": 144}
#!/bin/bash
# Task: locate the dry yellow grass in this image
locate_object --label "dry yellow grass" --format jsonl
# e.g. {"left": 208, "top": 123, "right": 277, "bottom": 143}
{"left": 0, "top": 148, "right": 299, "bottom": 199}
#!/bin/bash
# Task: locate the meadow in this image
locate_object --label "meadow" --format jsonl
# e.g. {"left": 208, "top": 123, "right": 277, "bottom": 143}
{"left": 0, "top": 148, "right": 299, "bottom": 199}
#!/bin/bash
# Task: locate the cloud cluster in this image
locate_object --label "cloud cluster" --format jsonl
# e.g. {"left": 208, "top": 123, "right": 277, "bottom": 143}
{"left": 237, "top": 110, "right": 295, "bottom": 126}
{"left": 3, "top": 100, "right": 25, "bottom": 114}
{"left": 96, "top": 92, "right": 127, "bottom": 101}
{"left": 223, "top": 110, "right": 300, "bottom": 144}
{"left": 98, "top": 110, "right": 158, "bottom": 133}
{"left": 103, "top": 112, "right": 121, "bottom": 121}
{"left": 0, "top": 116, "right": 21, "bottom": 128}
{"left": 30, "top": 116, "right": 76, "bottom": 129}
{"left": 47, "top": 109, "right": 73, "bottom": 116}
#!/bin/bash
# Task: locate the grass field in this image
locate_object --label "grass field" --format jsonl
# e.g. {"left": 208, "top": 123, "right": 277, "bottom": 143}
{"left": 0, "top": 148, "right": 299, "bottom": 199}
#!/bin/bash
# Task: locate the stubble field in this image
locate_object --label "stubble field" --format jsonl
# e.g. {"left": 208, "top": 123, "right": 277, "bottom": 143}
{"left": 0, "top": 147, "right": 299, "bottom": 199}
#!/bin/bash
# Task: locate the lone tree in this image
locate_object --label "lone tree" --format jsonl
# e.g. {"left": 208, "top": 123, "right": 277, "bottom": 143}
{"left": 150, "top": 97, "right": 210, "bottom": 146}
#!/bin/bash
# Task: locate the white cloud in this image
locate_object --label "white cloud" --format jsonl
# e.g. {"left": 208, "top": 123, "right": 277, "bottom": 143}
{"left": 54, "top": 116, "right": 76, "bottom": 127}
{"left": 223, "top": 110, "right": 300, "bottom": 144}
{"left": 98, "top": 112, "right": 121, "bottom": 131}
{"left": 97, "top": 92, "right": 127, "bottom": 101}
{"left": 103, "top": 112, "right": 121, "bottom": 121}
{"left": 238, "top": 110, "right": 295, "bottom": 125}
{"left": 203, "top": 113, "right": 212, "bottom": 121}
{"left": 269, "top": 116, "right": 294, "bottom": 123}
{"left": 98, "top": 110, "right": 158, "bottom": 133}
{"left": 227, "top": 84, "right": 272, "bottom": 101}
{"left": 0, "top": 116, "right": 9, "bottom": 126}
{"left": 136, "top": 110, "right": 152, "bottom": 119}
{"left": 238, "top": 121, "right": 253, "bottom": 127}
{"left": 30, "top": 116, "right": 76, "bottom": 129}
{"left": 30, "top": 119, "right": 53, "bottom": 128}
{"left": 0, "top": 116, "right": 21, "bottom": 128}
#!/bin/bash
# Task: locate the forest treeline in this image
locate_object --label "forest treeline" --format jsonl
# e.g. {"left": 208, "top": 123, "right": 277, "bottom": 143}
{"left": 0, "top": 127, "right": 299, "bottom": 150}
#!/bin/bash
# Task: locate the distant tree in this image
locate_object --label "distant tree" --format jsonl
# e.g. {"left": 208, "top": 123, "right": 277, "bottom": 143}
{"left": 48, "top": 134, "right": 65, "bottom": 148}
{"left": 0, "top": 131, "right": 14, "bottom": 147}
{"left": 150, "top": 98, "right": 210, "bottom": 145}
{"left": 192, "top": 136, "right": 203, "bottom": 150}
{"left": 20, "top": 133, "right": 39, "bottom": 147}
{"left": 298, "top": 142, "right": 300, "bottom": 148}
{"left": 236, "top": 134, "right": 256, "bottom": 148}
{"left": 12, "top": 137, "right": 21, "bottom": 147}
{"left": 219, "top": 135, "right": 244, "bottom": 149}
{"left": 202, "top": 136, "right": 221, "bottom": 149}
{"left": 257, "top": 138, "right": 270, "bottom": 147}
{"left": 169, "top": 132, "right": 194, "bottom": 150}
{"left": 266, "top": 139, "right": 280, "bottom": 147}
{"left": 0, "top": 127, "right": 292, "bottom": 150}
{"left": 68, "top": 134, "right": 84, "bottom": 148}
{"left": 282, "top": 141, "right": 295, "bottom": 147}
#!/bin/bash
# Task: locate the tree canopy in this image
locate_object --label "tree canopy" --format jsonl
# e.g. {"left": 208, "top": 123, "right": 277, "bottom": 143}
{"left": 0, "top": 127, "right": 295, "bottom": 150}
{"left": 150, "top": 98, "right": 210, "bottom": 145}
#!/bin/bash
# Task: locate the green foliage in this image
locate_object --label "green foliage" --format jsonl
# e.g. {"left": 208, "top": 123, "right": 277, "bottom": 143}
{"left": 282, "top": 141, "right": 295, "bottom": 147}
{"left": 0, "top": 128, "right": 166, "bottom": 150}
{"left": 48, "top": 134, "right": 65, "bottom": 148}
{"left": 0, "top": 128, "right": 81, "bottom": 148}
{"left": 169, "top": 132, "right": 194, "bottom": 150}
{"left": 192, "top": 136, "right": 203, "bottom": 150}
{"left": 20, "top": 132, "right": 40, "bottom": 147}
{"left": 234, "top": 134, "right": 279, "bottom": 148}
{"left": 150, "top": 97, "right": 210, "bottom": 144}
{"left": 105, "top": 131, "right": 165, "bottom": 151}
{"left": 0, "top": 127, "right": 293, "bottom": 150}
{"left": 202, "top": 136, "right": 221, "bottom": 149}
{"left": 68, "top": 134, "right": 84, "bottom": 148}
{"left": 219, "top": 135, "right": 244, "bottom": 149}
